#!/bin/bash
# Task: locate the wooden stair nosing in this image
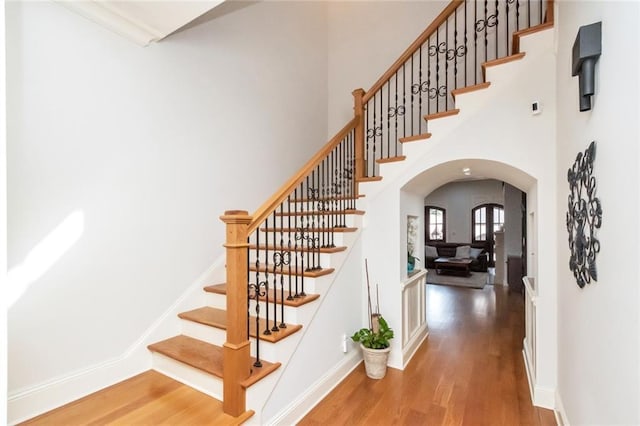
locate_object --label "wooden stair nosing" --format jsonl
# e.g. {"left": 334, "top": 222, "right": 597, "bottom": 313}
{"left": 260, "top": 227, "right": 357, "bottom": 233}
{"left": 178, "top": 307, "right": 303, "bottom": 343}
{"left": 512, "top": 21, "right": 554, "bottom": 54}
{"left": 147, "top": 335, "right": 280, "bottom": 388}
{"left": 356, "top": 176, "right": 383, "bottom": 182}
{"left": 204, "top": 283, "right": 321, "bottom": 307}
{"left": 249, "top": 244, "right": 347, "bottom": 254}
{"left": 249, "top": 264, "right": 335, "bottom": 278}
{"left": 451, "top": 82, "right": 491, "bottom": 100}
{"left": 424, "top": 109, "right": 460, "bottom": 121}
{"left": 399, "top": 133, "right": 432, "bottom": 143}
{"left": 481, "top": 52, "right": 526, "bottom": 80}
{"left": 376, "top": 156, "right": 406, "bottom": 164}
{"left": 274, "top": 209, "right": 365, "bottom": 217}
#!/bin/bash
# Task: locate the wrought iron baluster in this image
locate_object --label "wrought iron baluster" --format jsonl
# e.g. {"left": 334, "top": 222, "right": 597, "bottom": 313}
{"left": 528, "top": 0, "right": 531, "bottom": 28}
{"left": 464, "top": 0, "right": 467, "bottom": 87}
{"left": 506, "top": 0, "right": 510, "bottom": 55}
{"left": 293, "top": 187, "right": 300, "bottom": 299}
{"left": 474, "top": 0, "right": 478, "bottom": 84}
{"left": 287, "top": 195, "right": 293, "bottom": 301}
{"left": 516, "top": 0, "right": 520, "bottom": 31}
{"left": 263, "top": 217, "right": 271, "bottom": 336}
{"left": 495, "top": 0, "right": 499, "bottom": 59}
{"left": 386, "top": 83, "right": 390, "bottom": 159}
{"left": 484, "top": 0, "right": 488, "bottom": 63}
{"left": 271, "top": 211, "right": 279, "bottom": 333}
{"left": 411, "top": 55, "right": 414, "bottom": 135}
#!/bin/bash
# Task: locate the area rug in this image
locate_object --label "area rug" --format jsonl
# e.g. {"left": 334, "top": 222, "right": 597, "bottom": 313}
{"left": 426, "top": 269, "right": 488, "bottom": 289}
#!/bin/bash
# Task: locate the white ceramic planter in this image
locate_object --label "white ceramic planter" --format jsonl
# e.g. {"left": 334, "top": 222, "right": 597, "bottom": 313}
{"left": 360, "top": 344, "right": 391, "bottom": 379}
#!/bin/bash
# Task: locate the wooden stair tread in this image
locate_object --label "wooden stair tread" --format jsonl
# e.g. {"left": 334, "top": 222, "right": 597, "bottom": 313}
{"left": 179, "top": 307, "right": 302, "bottom": 343}
{"left": 482, "top": 52, "right": 526, "bottom": 80}
{"left": 260, "top": 227, "right": 357, "bottom": 233}
{"left": 249, "top": 244, "right": 347, "bottom": 254}
{"left": 376, "top": 156, "right": 406, "bottom": 164}
{"left": 512, "top": 22, "right": 554, "bottom": 54}
{"left": 451, "top": 82, "right": 491, "bottom": 100}
{"left": 399, "top": 133, "right": 431, "bottom": 143}
{"left": 274, "top": 209, "right": 365, "bottom": 217}
{"left": 249, "top": 264, "right": 335, "bottom": 278}
{"left": 147, "top": 335, "right": 280, "bottom": 387}
{"left": 356, "top": 176, "right": 383, "bottom": 182}
{"left": 424, "top": 109, "right": 460, "bottom": 121}
{"left": 204, "top": 283, "right": 320, "bottom": 307}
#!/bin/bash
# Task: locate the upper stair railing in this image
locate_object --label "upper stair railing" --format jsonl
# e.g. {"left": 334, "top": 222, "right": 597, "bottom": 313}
{"left": 221, "top": 0, "right": 553, "bottom": 416}
{"left": 353, "top": 0, "right": 554, "bottom": 179}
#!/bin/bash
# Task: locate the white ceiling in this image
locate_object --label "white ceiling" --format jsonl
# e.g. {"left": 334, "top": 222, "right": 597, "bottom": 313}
{"left": 58, "top": 0, "right": 226, "bottom": 46}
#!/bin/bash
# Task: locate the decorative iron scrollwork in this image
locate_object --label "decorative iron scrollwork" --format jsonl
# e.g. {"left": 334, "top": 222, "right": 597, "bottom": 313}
{"left": 411, "top": 81, "right": 430, "bottom": 94}
{"left": 428, "top": 42, "right": 447, "bottom": 56}
{"left": 566, "top": 141, "right": 602, "bottom": 288}
{"left": 388, "top": 106, "right": 406, "bottom": 118}
{"left": 446, "top": 45, "right": 467, "bottom": 61}
{"left": 366, "top": 126, "right": 382, "bottom": 140}
{"left": 475, "top": 14, "right": 498, "bottom": 32}
{"left": 428, "top": 86, "right": 448, "bottom": 99}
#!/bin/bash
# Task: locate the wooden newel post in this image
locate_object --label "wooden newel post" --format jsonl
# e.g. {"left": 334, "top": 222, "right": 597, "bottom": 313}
{"left": 352, "top": 88, "right": 366, "bottom": 182}
{"left": 220, "top": 210, "right": 252, "bottom": 417}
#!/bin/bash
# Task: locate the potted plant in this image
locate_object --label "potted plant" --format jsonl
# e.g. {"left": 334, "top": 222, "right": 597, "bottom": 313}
{"left": 351, "top": 314, "right": 394, "bottom": 379}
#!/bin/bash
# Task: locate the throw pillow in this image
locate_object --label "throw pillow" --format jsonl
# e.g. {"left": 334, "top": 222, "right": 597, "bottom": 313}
{"left": 425, "top": 245, "right": 438, "bottom": 258}
{"left": 455, "top": 245, "right": 471, "bottom": 258}
{"left": 469, "top": 247, "right": 483, "bottom": 259}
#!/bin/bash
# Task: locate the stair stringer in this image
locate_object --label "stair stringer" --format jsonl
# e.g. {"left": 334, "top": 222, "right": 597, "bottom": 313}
{"left": 358, "top": 27, "right": 559, "bottom": 408}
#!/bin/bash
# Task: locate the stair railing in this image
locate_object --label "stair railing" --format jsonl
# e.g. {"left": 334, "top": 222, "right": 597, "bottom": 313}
{"left": 221, "top": 118, "right": 357, "bottom": 415}
{"left": 221, "top": 0, "right": 554, "bottom": 416}
{"left": 354, "top": 0, "right": 554, "bottom": 178}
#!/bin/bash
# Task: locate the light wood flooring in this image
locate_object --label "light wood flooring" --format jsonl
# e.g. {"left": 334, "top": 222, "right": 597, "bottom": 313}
{"left": 299, "top": 283, "right": 556, "bottom": 426}
{"left": 19, "top": 370, "right": 253, "bottom": 425}
{"left": 21, "top": 283, "right": 556, "bottom": 425}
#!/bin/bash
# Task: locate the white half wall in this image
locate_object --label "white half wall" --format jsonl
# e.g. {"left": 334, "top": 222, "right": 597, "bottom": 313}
{"left": 6, "top": 1, "right": 328, "bottom": 422}
{"left": 555, "top": 2, "right": 640, "bottom": 424}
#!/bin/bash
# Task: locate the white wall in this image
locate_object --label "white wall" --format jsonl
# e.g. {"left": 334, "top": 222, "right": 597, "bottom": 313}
{"left": 327, "top": 1, "right": 447, "bottom": 135}
{"left": 1, "top": 1, "right": 8, "bottom": 423}
{"left": 424, "top": 179, "right": 504, "bottom": 243}
{"left": 555, "top": 2, "right": 640, "bottom": 424}
{"left": 6, "top": 0, "right": 328, "bottom": 419}
{"left": 358, "top": 28, "right": 558, "bottom": 404}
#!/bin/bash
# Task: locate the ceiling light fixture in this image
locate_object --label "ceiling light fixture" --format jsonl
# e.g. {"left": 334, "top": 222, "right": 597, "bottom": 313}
{"left": 462, "top": 167, "right": 471, "bottom": 175}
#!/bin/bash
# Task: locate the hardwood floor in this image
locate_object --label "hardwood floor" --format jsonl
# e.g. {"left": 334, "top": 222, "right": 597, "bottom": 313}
{"left": 299, "top": 284, "right": 557, "bottom": 426}
{"left": 20, "top": 284, "right": 555, "bottom": 425}
{"left": 19, "top": 370, "right": 253, "bottom": 425}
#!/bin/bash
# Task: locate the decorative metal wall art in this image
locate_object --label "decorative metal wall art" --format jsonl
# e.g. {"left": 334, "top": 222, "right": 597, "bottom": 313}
{"left": 566, "top": 141, "right": 602, "bottom": 288}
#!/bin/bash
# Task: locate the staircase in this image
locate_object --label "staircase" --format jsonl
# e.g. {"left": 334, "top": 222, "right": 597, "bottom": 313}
{"left": 145, "top": 0, "right": 555, "bottom": 423}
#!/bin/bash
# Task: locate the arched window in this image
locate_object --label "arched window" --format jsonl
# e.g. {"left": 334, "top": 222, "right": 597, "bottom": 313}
{"left": 425, "top": 206, "right": 446, "bottom": 242}
{"left": 472, "top": 203, "right": 504, "bottom": 265}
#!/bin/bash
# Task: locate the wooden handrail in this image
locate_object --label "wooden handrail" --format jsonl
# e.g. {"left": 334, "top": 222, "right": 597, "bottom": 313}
{"left": 362, "top": 0, "right": 464, "bottom": 104}
{"left": 248, "top": 117, "right": 359, "bottom": 234}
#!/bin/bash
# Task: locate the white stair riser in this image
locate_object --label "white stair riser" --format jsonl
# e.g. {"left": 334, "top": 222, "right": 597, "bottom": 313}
{"left": 151, "top": 352, "right": 222, "bottom": 400}
{"left": 179, "top": 319, "right": 293, "bottom": 363}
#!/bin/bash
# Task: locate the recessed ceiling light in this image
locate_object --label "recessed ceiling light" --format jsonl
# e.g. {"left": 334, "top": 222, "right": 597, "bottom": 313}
{"left": 462, "top": 167, "right": 471, "bottom": 175}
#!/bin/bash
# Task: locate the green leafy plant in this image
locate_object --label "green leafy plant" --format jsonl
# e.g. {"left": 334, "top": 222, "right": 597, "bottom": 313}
{"left": 351, "top": 315, "right": 394, "bottom": 349}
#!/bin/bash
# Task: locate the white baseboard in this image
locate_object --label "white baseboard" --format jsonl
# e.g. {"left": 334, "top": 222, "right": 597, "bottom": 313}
{"left": 521, "top": 349, "right": 555, "bottom": 410}
{"left": 7, "top": 256, "right": 225, "bottom": 425}
{"left": 555, "top": 389, "right": 569, "bottom": 426}
{"left": 264, "top": 351, "right": 361, "bottom": 426}
{"left": 402, "top": 325, "right": 428, "bottom": 369}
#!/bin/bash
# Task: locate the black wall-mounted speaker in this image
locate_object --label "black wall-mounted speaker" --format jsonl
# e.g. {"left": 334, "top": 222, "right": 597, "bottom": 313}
{"left": 572, "top": 21, "right": 602, "bottom": 112}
